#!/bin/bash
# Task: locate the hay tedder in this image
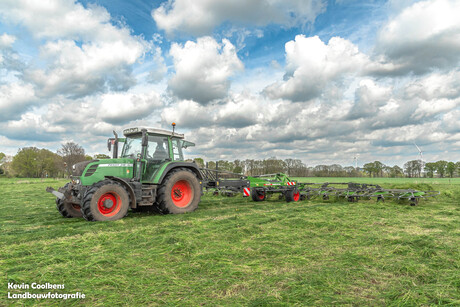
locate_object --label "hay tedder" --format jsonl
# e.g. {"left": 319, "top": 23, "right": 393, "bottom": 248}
{"left": 204, "top": 171, "right": 439, "bottom": 206}
{"left": 46, "top": 125, "right": 439, "bottom": 221}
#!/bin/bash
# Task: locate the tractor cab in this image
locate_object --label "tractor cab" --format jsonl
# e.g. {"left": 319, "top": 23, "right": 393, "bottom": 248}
{"left": 108, "top": 126, "right": 195, "bottom": 182}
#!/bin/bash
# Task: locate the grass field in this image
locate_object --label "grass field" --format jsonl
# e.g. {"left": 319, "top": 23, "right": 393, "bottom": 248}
{"left": 292, "top": 177, "right": 460, "bottom": 185}
{"left": 1, "top": 177, "right": 459, "bottom": 306}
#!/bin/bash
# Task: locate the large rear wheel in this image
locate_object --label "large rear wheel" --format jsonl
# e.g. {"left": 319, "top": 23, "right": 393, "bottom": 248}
{"left": 157, "top": 168, "right": 201, "bottom": 214}
{"left": 81, "top": 180, "right": 129, "bottom": 221}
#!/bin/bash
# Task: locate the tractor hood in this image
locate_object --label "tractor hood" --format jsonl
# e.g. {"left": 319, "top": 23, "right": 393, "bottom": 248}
{"left": 77, "top": 158, "right": 135, "bottom": 186}
{"left": 72, "top": 160, "right": 98, "bottom": 177}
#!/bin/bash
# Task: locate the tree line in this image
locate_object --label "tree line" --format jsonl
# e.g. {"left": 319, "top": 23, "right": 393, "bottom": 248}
{"left": 0, "top": 143, "right": 110, "bottom": 178}
{"left": 195, "top": 158, "right": 460, "bottom": 178}
{"left": 1, "top": 144, "right": 459, "bottom": 178}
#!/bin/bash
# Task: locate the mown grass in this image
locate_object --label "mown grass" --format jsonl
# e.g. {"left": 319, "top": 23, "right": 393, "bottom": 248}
{"left": 291, "top": 176, "right": 460, "bottom": 185}
{"left": 1, "top": 177, "right": 459, "bottom": 306}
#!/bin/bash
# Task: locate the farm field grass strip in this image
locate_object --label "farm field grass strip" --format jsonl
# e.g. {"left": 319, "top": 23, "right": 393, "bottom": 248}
{"left": 1, "top": 177, "right": 459, "bottom": 306}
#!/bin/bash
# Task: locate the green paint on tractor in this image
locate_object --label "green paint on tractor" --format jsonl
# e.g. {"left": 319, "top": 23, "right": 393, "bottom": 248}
{"left": 47, "top": 125, "right": 203, "bottom": 221}
{"left": 79, "top": 159, "right": 134, "bottom": 186}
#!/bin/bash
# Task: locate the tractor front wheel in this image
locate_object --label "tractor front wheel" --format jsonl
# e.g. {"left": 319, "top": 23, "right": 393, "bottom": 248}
{"left": 157, "top": 168, "right": 201, "bottom": 214}
{"left": 81, "top": 180, "right": 129, "bottom": 221}
{"left": 55, "top": 183, "right": 82, "bottom": 218}
{"left": 56, "top": 198, "right": 82, "bottom": 218}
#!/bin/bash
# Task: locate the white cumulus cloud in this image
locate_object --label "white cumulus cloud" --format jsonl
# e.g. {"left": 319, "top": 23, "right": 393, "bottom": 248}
{"left": 100, "top": 92, "right": 162, "bottom": 125}
{"left": 374, "top": 0, "right": 460, "bottom": 75}
{"left": 347, "top": 79, "right": 392, "bottom": 120}
{"left": 0, "top": 83, "right": 36, "bottom": 122}
{"left": 152, "top": 0, "right": 326, "bottom": 36}
{"left": 168, "top": 37, "right": 243, "bottom": 104}
{"left": 264, "top": 35, "right": 369, "bottom": 102}
{"left": 0, "top": 33, "right": 16, "bottom": 48}
{"left": 0, "top": 0, "right": 149, "bottom": 98}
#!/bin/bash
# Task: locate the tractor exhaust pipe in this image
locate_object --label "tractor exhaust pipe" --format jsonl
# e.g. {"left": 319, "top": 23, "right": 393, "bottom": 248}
{"left": 112, "top": 130, "right": 119, "bottom": 159}
{"left": 107, "top": 131, "right": 119, "bottom": 159}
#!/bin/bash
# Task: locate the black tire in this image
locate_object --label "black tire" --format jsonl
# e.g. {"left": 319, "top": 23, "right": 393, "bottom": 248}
{"left": 251, "top": 188, "right": 266, "bottom": 202}
{"left": 81, "top": 180, "right": 129, "bottom": 221}
{"left": 157, "top": 168, "right": 201, "bottom": 214}
{"left": 56, "top": 198, "right": 83, "bottom": 218}
{"left": 55, "top": 183, "right": 82, "bottom": 218}
{"left": 285, "top": 188, "right": 300, "bottom": 202}
{"left": 347, "top": 196, "right": 358, "bottom": 203}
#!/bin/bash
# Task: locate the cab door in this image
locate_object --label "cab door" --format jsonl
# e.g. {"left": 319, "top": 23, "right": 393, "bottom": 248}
{"left": 142, "top": 135, "right": 171, "bottom": 182}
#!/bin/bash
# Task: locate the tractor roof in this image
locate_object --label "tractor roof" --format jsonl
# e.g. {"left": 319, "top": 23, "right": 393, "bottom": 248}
{"left": 123, "top": 127, "right": 185, "bottom": 139}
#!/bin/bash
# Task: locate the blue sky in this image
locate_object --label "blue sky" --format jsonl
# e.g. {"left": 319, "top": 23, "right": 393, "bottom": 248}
{"left": 0, "top": 0, "right": 459, "bottom": 167}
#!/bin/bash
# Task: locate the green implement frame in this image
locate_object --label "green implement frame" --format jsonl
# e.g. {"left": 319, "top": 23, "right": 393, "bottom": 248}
{"left": 211, "top": 172, "right": 439, "bottom": 206}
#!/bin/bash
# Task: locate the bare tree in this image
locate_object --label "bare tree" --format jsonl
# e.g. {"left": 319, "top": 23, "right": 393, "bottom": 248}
{"left": 58, "top": 142, "right": 86, "bottom": 175}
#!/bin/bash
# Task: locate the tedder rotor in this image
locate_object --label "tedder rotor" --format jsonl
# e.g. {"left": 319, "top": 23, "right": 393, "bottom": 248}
{"left": 213, "top": 172, "right": 439, "bottom": 206}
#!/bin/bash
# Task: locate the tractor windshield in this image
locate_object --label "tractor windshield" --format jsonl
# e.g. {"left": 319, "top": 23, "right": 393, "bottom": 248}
{"left": 121, "top": 136, "right": 142, "bottom": 158}
{"left": 121, "top": 134, "right": 170, "bottom": 161}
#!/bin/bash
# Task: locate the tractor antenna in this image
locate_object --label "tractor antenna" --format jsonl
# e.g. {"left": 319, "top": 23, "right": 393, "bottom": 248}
{"left": 172, "top": 122, "right": 176, "bottom": 136}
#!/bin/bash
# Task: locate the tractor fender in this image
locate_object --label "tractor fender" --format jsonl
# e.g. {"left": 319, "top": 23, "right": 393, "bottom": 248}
{"left": 105, "top": 176, "right": 136, "bottom": 208}
{"left": 158, "top": 162, "right": 203, "bottom": 184}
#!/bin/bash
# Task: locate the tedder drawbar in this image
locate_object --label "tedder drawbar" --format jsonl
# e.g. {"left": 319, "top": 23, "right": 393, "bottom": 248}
{"left": 46, "top": 124, "right": 439, "bottom": 221}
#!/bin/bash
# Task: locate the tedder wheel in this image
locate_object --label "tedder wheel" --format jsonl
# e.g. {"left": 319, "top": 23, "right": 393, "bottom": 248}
{"left": 251, "top": 188, "right": 266, "bottom": 202}
{"left": 55, "top": 183, "right": 82, "bottom": 218}
{"left": 156, "top": 168, "right": 201, "bottom": 214}
{"left": 81, "top": 180, "right": 129, "bottom": 221}
{"left": 285, "top": 188, "right": 300, "bottom": 202}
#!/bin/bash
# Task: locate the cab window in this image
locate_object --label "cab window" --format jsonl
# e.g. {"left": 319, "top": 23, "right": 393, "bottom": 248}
{"left": 146, "top": 135, "right": 170, "bottom": 161}
{"left": 172, "top": 139, "right": 183, "bottom": 161}
{"left": 121, "top": 136, "right": 142, "bottom": 158}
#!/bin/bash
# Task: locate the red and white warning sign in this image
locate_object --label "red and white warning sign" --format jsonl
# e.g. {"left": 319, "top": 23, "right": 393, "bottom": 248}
{"left": 243, "top": 187, "right": 250, "bottom": 197}
{"left": 287, "top": 182, "right": 296, "bottom": 185}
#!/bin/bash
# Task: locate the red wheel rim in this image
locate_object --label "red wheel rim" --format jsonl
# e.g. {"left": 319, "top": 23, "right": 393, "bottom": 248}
{"left": 97, "top": 192, "right": 122, "bottom": 217}
{"left": 171, "top": 180, "right": 193, "bottom": 208}
{"left": 72, "top": 204, "right": 81, "bottom": 210}
{"left": 258, "top": 192, "right": 265, "bottom": 200}
{"left": 293, "top": 191, "right": 300, "bottom": 202}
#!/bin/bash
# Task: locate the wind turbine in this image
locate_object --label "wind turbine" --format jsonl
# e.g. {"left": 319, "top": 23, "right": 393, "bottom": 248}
{"left": 414, "top": 142, "right": 425, "bottom": 176}
{"left": 353, "top": 154, "right": 359, "bottom": 169}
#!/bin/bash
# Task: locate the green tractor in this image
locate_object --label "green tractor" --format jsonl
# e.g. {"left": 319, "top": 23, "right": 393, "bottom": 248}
{"left": 46, "top": 125, "right": 202, "bottom": 221}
